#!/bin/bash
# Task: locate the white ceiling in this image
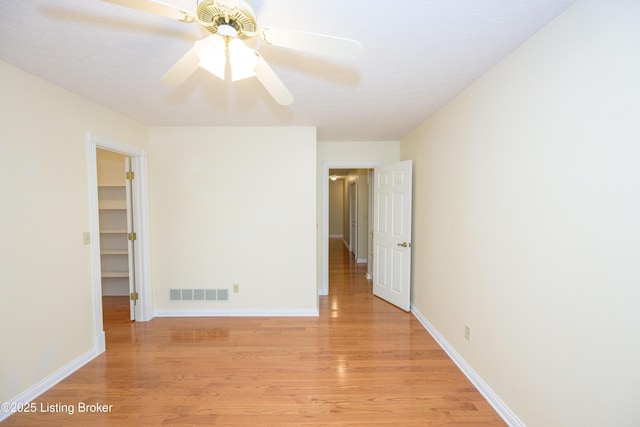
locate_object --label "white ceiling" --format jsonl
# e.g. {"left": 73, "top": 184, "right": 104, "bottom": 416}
{"left": 0, "top": 0, "right": 576, "bottom": 141}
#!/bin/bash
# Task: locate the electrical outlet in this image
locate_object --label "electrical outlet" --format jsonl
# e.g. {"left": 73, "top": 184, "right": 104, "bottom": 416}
{"left": 233, "top": 284, "right": 239, "bottom": 293}
{"left": 82, "top": 232, "right": 91, "bottom": 245}
{"left": 465, "top": 325, "right": 471, "bottom": 341}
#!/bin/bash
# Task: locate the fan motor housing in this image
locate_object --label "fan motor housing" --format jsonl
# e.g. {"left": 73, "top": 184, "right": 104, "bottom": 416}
{"left": 197, "top": 0, "right": 257, "bottom": 40}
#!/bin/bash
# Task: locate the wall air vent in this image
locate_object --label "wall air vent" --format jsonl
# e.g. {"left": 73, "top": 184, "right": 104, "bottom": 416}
{"left": 170, "top": 289, "right": 229, "bottom": 301}
{"left": 217, "top": 289, "right": 229, "bottom": 301}
{"left": 169, "top": 289, "right": 182, "bottom": 301}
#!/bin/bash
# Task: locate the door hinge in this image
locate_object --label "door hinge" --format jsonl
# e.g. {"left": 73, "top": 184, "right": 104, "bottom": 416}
{"left": 128, "top": 232, "right": 137, "bottom": 241}
{"left": 126, "top": 171, "right": 135, "bottom": 180}
{"left": 130, "top": 291, "right": 139, "bottom": 301}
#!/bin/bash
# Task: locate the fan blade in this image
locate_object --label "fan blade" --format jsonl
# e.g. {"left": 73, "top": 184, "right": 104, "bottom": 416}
{"left": 100, "top": 0, "right": 195, "bottom": 22}
{"left": 161, "top": 47, "right": 200, "bottom": 86}
{"left": 254, "top": 54, "right": 293, "bottom": 106}
{"left": 259, "top": 27, "right": 362, "bottom": 60}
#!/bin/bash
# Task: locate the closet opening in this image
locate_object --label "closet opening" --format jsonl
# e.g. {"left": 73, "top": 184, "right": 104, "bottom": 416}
{"left": 96, "top": 149, "right": 137, "bottom": 323}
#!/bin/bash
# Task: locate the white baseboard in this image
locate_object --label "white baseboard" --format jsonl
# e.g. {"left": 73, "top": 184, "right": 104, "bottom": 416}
{"left": 329, "top": 234, "right": 344, "bottom": 238}
{"left": 356, "top": 258, "right": 368, "bottom": 264}
{"left": 95, "top": 331, "right": 106, "bottom": 354}
{"left": 410, "top": 304, "right": 525, "bottom": 427}
{"left": 0, "top": 345, "right": 101, "bottom": 422}
{"left": 154, "top": 308, "right": 319, "bottom": 317}
{"left": 365, "top": 272, "right": 372, "bottom": 280}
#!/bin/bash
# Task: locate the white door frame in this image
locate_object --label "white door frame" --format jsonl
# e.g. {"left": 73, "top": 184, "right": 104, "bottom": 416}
{"left": 320, "top": 160, "right": 381, "bottom": 296}
{"left": 366, "top": 169, "right": 374, "bottom": 280}
{"left": 86, "top": 133, "right": 152, "bottom": 353}
{"left": 349, "top": 180, "right": 357, "bottom": 255}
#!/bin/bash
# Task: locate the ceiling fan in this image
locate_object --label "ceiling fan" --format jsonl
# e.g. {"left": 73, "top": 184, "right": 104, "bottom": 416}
{"left": 101, "top": 0, "right": 363, "bottom": 105}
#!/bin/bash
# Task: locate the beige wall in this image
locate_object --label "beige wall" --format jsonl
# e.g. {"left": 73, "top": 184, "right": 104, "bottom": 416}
{"left": 401, "top": 0, "right": 640, "bottom": 425}
{"left": 317, "top": 141, "right": 399, "bottom": 164}
{"left": 148, "top": 126, "right": 317, "bottom": 314}
{"left": 355, "top": 169, "right": 369, "bottom": 263}
{"left": 328, "top": 179, "right": 344, "bottom": 236}
{"left": 97, "top": 149, "right": 127, "bottom": 187}
{"left": 0, "top": 61, "right": 148, "bottom": 405}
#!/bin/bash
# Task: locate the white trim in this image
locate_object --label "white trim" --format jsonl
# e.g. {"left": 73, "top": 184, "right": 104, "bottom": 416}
{"left": 356, "top": 258, "right": 368, "bottom": 264}
{"left": 367, "top": 169, "right": 374, "bottom": 280}
{"left": 0, "top": 347, "right": 99, "bottom": 422}
{"left": 86, "top": 133, "right": 152, "bottom": 324}
{"left": 342, "top": 238, "right": 350, "bottom": 249}
{"left": 328, "top": 234, "right": 344, "bottom": 238}
{"left": 320, "top": 160, "right": 383, "bottom": 294}
{"left": 85, "top": 140, "right": 106, "bottom": 353}
{"left": 410, "top": 304, "right": 525, "bottom": 427}
{"left": 86, "top": 133, "right": 146, "bottom": 157}
{"left": 154, "top": 309, "right": 319, "bottom": 317}
{"left": 95, "top": 331, "right": 106, "bottom": 354}
{"left": 348, "top": 179, "right": 358, "bottom": 254}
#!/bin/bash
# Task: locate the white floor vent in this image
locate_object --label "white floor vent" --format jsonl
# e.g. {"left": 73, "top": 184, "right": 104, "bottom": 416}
{"left": 170, "top": 289, "right": 229, "bottom": 301}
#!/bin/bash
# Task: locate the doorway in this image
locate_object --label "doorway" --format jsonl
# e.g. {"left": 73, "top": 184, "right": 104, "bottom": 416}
{"left": 96, "top": 149, "right": 135, "bottom": 322}
{"left": 86, "top": 133, "right": 151, "bottom": 354}
{"left": 321, "top": 162, "right": 381, "bottom": 296}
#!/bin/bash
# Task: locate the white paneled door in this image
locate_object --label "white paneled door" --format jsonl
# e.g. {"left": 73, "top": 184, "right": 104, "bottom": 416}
{"left": 373, "top": 160, "right": 413, "bottom": 311}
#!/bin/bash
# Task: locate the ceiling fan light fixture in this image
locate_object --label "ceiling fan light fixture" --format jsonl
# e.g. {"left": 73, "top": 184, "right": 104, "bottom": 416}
{"left": 102, "top": 0, "right": 362, "bottom": 105}
{"left": 197, "top": 0, "right": 256, "bottom": 40}
{"left": 216, "top": 0, "right": 240, "bottom": 10}
{"left": 228, "top": 38, "right": 257, "bottom": 81}
{"left": 195, "top": 36, "right": 227, "bottom": 80}
{"left": 217, "top": 24, "right": 238, "bottom": 37}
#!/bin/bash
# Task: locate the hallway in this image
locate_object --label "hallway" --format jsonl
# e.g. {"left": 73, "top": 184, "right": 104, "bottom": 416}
{"left": 3, "top": 239, "right": 503, "bottom": 426}
{"left": 328, "top": 237, "right": 370, "bottom": 296}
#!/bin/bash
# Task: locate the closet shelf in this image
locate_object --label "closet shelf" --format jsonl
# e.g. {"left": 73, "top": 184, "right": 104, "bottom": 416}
{"left": 100, "top": 229, "right": 127, "bottom": 234}
{"left": 102, "top": 271, "right": 129, "bottom": 278}
{"left": 101, "top": 250, "right": 128, "bottom": 255}
{"left": 99, "top": 206, "right": 127, "bottom": 211}
{"left": 98, "top": 163, "right": 129, "bottom": 297}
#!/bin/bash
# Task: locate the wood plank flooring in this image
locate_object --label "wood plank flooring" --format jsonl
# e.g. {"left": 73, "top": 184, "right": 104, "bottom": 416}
{"left": 3, "top": 238, "right": 504, "bottom": 426}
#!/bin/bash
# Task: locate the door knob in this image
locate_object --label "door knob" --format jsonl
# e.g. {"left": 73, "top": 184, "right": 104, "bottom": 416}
{"left": 397, "top": 242, "right": 410, "bottom": 248}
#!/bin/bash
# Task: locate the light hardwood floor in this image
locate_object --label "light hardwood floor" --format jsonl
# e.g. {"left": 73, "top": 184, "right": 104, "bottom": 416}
{"left": 3, "top": 238, "right": 504, "bottom": 426}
